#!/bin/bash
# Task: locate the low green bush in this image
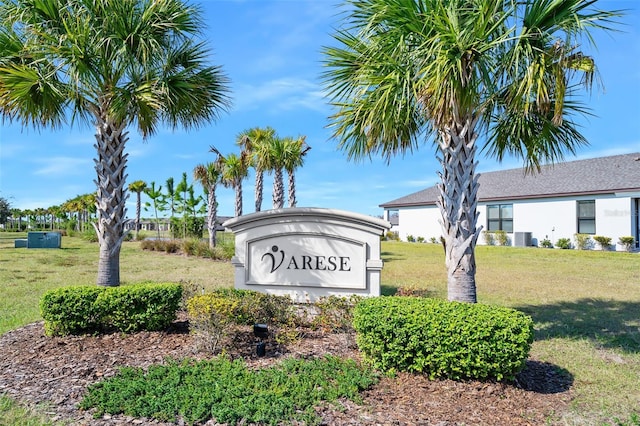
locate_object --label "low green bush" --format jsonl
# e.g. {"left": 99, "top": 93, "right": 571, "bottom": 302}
{"left": 494, "top": 230, "right": 509, "bottom": 246}
{"left": 482, "top": 231, "right": 495, "bottom": 246}
{"left": 40, "top": 283, "right": 182, "bottom": 336}
{"left": 186, "top": 289, "right": 298, "bottom": 352}
{"left": 618, "top": 236, "right": 635, "bottom": 252}
{"left": 312, "top": 295, "right": 362, "bottom": 333}
{"left": 556, "top": 237, "right": 571, "bottom": 249}
{"left": 353, "top": 297, "right": 533, "bottom": 381}
{"left": 40, "top": 286, "right": 104, "bottom": 336}
{"left": 593, "top": 235, "right": 612, "bottom": 250}
{"left": 573, "top": 233, "right": 592, "bottom": 250}
{"left": 95, "top": 283, "right": 182, "bottom": 333}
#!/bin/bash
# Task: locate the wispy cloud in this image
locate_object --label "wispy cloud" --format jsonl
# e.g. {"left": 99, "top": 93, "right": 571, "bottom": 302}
{"left": 33, "top": 157, "right": 93, "bottom": 176}
{"left": 233, "top": 78, "right": 327, "bottom": 113}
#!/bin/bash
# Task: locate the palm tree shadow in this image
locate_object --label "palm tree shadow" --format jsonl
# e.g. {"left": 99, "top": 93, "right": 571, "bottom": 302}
{"left": 516, "top": 298, "right": 640, "bottom": 354}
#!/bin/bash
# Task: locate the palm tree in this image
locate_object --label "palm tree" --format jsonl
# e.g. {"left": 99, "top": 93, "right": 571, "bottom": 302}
{"left": 9, "top": 208, "right": 22, "bottom": 231}
{"left": 283, "top": 136, "right": 311, "bottom": 208}
{"left": 264, "top": 137, "right": 288, "bottom": 209}
{"left": 194, "top": 162, "right": 222, "bottom": 248}
{"left": 0, "top": 0, "right": 230, "bottom": 287}
{"left": 236, "top": 126, "right": 276, "bottom": 212}
{"left": 128, "top": 180, "right": 147, "bottom": 240}
{"left": 213, "top": 148, "right": 250, "bottom": 217}
{"left": 322, "top": 0, "right": 620, "bottom": 302}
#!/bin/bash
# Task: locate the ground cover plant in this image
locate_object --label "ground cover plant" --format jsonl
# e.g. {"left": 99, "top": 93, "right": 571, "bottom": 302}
{"left": 79, "top": 355, "right": 377, "bottom": 425}
{"left": 1, "top": 233, "right": 639, "bottom": 424}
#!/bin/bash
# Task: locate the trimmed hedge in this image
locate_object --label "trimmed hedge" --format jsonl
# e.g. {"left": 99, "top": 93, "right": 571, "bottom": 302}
{"left": 40, "top": 283, "right": 182, "bottom": 336}
{"left": 353, "top": 297, "right": 533, "bottom": 381}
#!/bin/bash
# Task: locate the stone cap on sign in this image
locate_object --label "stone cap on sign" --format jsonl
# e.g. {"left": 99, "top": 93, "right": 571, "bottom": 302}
{"left": 223, "top": 207, "right": 391, "bottom": 303}
{"left": 222, "top": 207, "right": 391, "bottom": 234}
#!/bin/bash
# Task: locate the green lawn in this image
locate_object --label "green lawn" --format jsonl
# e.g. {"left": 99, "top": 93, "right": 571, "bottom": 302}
{"left": 1, "top": 233, "right": 639, "bottom": 425}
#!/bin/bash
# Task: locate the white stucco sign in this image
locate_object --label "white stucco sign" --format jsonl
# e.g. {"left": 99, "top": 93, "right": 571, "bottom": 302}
{"left": 223, "top": 208, "right": 391, "bottom": 302}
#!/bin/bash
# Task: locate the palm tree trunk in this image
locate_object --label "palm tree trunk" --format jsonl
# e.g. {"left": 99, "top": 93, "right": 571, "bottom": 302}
{"left": 135, "top": 192, "right": 141, "bottom": 240}
{"left": 288, "top": 170, "right": 296, "bottom": 208}
{"left": 93, "top": 114, "right": 129, "bottom": 287}
{"left": 207, "top": 183, "right": 218, "bottom": 248}
{"left": 255, "top": 169, "right": 263, "bottom": 212}
{"left": 436, "top": 114, "right": 481, "bottom": 303}
{"left": 273, "top": 168, "right": 284, "bottom": 209}
{"left": 235, "top": 180, "right": 243, "bottom": 217}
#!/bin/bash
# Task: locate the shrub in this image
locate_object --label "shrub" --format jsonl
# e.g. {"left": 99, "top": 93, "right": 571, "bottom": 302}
{"left": 95, "top": 283, "right": 182, "bottom": 333}
{"left": 416, "top": 236, "right": 425, "bottom": 243}
{"left": 353, "top": 297, "right": 533, "bottom": 381}
{"left": 482, "top": 231, "right": 495, "bottom": 246}
{"left": 40, "top": 286, "right": 104, "bottom": 336}
{"left": 593, "top": 235, "right": 612, "bottom": 250}
{"left": 186, "top": 289, "right": 298, "bottom": 351}
{"left": 187, "top": 293, "right": 239, "bottom": 353}
{"left": 406, "top": 234, "right": 415, "bottom": 242}
{"left": 556, "top": 238, "right": 571, "bottom": 249}
{"left": 539, "top": 238, "right": 553, "bottom": 248}
{"left": 494, "top": 230, "right": 509, "bottom": 246}
{"left": 429, "top": 237, "right": 438, "bottom": 244}
{"left": 618, "top": 236, "right": 635, "bottom": 252}
{"left": 384, "top": 231, "right": 399, "bottom": 241}
{"left": 573, "top": 233, "right": 592, "bottom": 250}
{"left": 312, "top": 295, "right": 362, "bottom": 333}
{"left": 80, "top": 229, "right": 99, "bottom": 243}
{"left": 40, "top": 283, "right": 182, "bottom": 336}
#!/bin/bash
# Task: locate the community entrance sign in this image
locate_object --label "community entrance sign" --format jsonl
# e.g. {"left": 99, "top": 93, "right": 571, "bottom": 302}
{"left": 223, "top": 208, "right": 391, "bottom": 302}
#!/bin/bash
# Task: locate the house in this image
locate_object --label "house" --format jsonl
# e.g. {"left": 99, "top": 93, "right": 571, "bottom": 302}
{"left": 124, "top": 216, "right": 233, "bottom": 233}
{"left": 380, "top": 152, "right": 640, "bottom": 251}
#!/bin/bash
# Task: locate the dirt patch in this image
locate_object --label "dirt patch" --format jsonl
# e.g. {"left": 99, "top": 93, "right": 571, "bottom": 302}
{"left": 0, "top": 318, "right": 571, "bottom": 425}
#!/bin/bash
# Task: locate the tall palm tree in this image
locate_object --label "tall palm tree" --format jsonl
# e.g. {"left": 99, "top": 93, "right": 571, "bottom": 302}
{"left": 236, "top": 126, "right": 276, "bottom": 212}
{"left": 264, "top": 137, "right": 288, "bottom": 209}
{"left": 215, "top": 149, "right": 250, "bottom": 217}
{"left": 322, "top": 0, "right": 620, "bottom": 302}
{"left": 0, "top": 0, "right": 230, "bottom": 287}
{"left": 128, "top": 180, "right": 147, "bottom": 240}
{"left": 194, "top": 162, "right": 222, "bottom": 248}
{"left": 283, "top": 136, "right": 311, "bottom": 208}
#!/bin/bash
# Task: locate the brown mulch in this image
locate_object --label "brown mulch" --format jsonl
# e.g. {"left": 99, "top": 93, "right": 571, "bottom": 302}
{"left": 0, "top": 317, "right": 572, "bottom": 425}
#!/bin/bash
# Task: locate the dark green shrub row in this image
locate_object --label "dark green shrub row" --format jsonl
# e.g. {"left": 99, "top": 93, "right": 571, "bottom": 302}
{"left": 80, "top": 355, "right": 377, "bottom": 425}
{"left": 353, "top": 297, "right": 533, "bottom": 381}
{"left": 40, "top": 283, "right": 182, "bottom": 336}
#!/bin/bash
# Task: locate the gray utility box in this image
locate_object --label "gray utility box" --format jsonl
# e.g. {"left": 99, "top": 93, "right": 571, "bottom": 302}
{"left": 14, "top": 239, "right": 28, "bottom": 248}
{"left": 513, "top": 232, "right": 532, "bottom": 247}
{"left": 27, "top": 232, "right": 62, "bottom": 249}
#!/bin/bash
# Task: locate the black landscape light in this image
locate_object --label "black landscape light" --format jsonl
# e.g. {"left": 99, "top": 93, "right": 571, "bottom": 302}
{"left": 253, "top": 323, "right": 269, "bottom": 339}
{"left": 253, "top": 323, "right": 268, "bottom": 357}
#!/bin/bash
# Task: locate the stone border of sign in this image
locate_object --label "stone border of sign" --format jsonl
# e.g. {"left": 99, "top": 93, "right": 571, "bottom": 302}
{"left": 223, "top": 207, "right": 391, "bottom": 303}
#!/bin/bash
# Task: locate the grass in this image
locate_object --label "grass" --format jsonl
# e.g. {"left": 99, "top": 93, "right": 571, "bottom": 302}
{"left": 1, "top": 233, "right": 639, "bottom": 424}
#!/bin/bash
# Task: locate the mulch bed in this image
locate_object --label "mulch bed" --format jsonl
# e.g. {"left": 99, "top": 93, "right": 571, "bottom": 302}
{"left": 0, "top": 318, "right": 572, "bottom": 425}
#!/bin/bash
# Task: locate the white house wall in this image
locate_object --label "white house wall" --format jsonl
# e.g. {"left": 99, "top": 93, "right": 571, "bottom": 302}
{"left": 597, "top": 196, "right": 634, "bottom": 250}
{"left": 396, "top": 205, "right": 442, "bottom": 242}
{"left": 391, "top": 194, "right": 636, "bottom": 251}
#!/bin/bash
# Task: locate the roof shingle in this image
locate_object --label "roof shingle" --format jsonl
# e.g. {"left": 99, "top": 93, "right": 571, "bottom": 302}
{"left": 380, "top": 152, "right": 640, "bottom": 208}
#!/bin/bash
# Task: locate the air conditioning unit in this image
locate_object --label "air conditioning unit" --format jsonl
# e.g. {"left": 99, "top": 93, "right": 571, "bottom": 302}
{"left": 514, "top": 232, "right": 532, "bottom": 247}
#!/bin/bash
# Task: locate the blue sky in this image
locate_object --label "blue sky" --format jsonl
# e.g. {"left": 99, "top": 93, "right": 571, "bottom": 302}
{"left": 1, "top": 0, "right": 639, "bottom": 218}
